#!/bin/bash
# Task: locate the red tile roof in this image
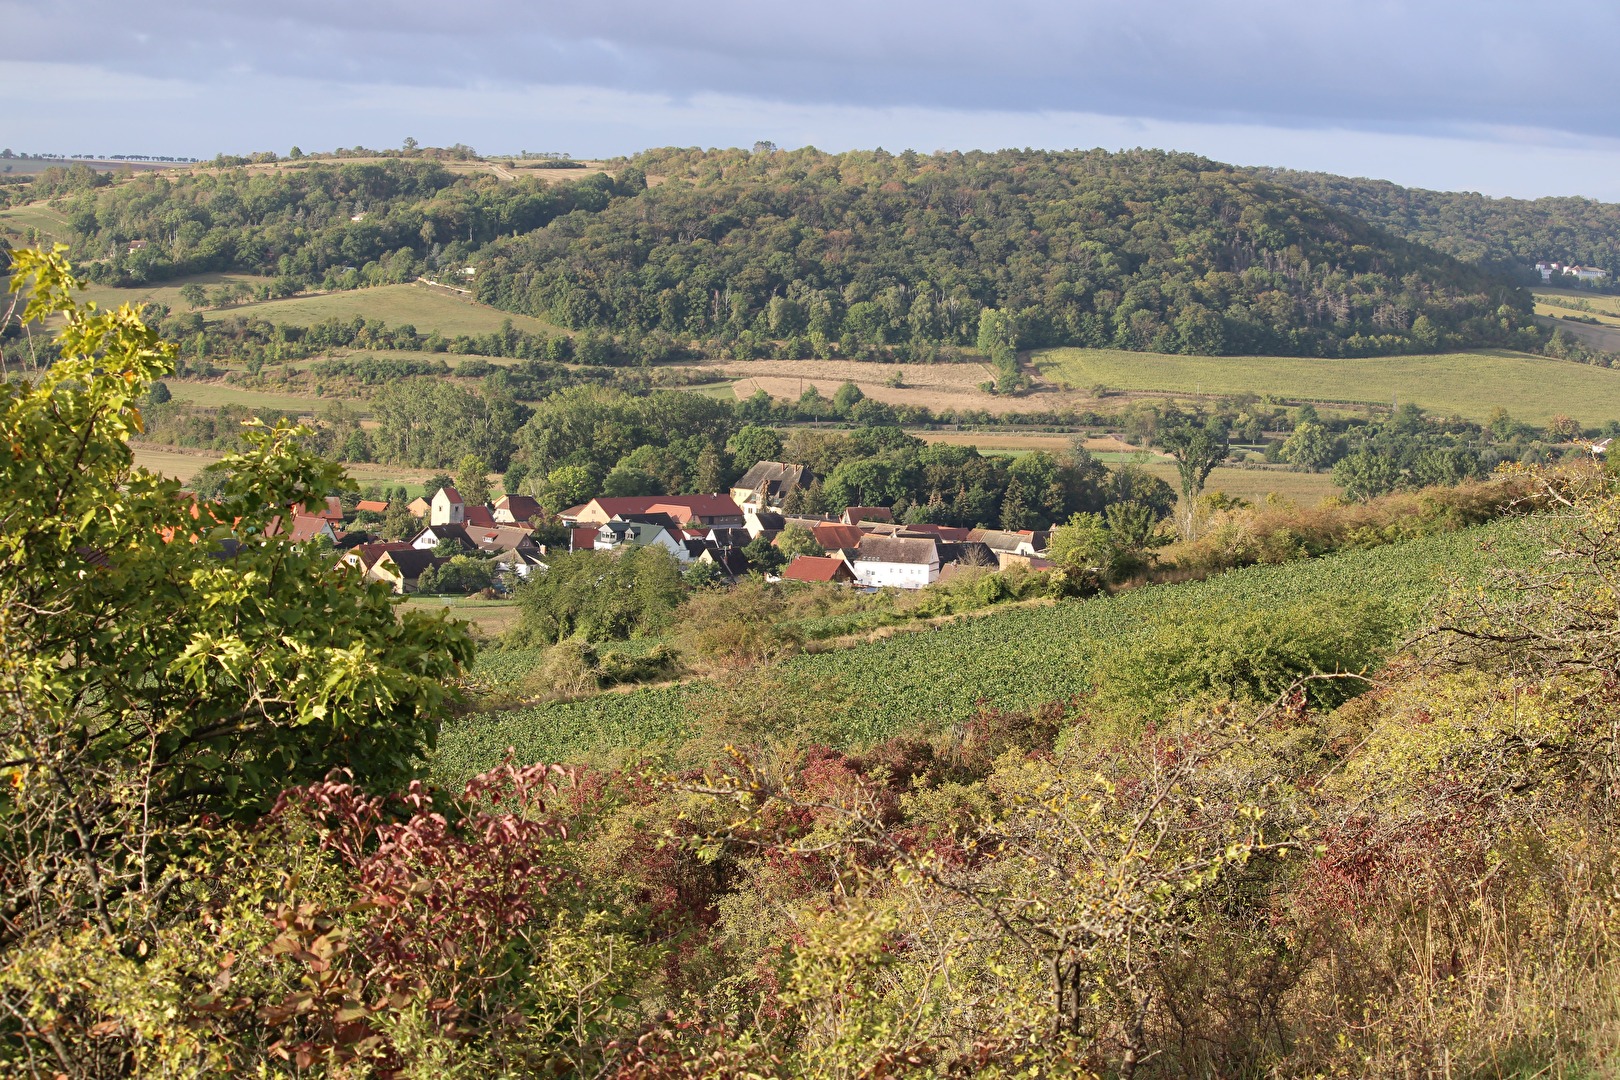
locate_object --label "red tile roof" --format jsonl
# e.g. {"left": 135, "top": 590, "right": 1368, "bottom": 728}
{"left": 356, "top": 499, "right": 389, "bottom": 513}
{"left": 570, "top": 527, "right": 598, "bottom": 552}
{"left": 287, "top": 514, "right": 332, "bottom": 543}
{"left": 464, "top": 505, "right": 496, "bottom": 528}
{"left": 810, "top": 523, "right": 864, "bottom": 550}
{"left": 782, "top": 555, "right": 852, "bottom": 583}
{"left": 438, "top": 486, "right": 463, "bottom": 504}
{"left": 581, "top": 495, "right": 743, "bottom": 521}
{"left": 842, "top": 506, "right": 894, "bottom": 524}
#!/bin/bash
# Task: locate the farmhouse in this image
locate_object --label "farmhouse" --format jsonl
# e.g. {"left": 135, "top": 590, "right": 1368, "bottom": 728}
{"left": 850, "top": 535, "right": 940, "bottom": 589}
{"left": 731, "top": 461, "right": 814, "bottom": 512}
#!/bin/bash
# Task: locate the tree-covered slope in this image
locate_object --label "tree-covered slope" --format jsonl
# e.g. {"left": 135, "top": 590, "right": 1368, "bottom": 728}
{"left": 475, "top": 147, "right": 1533, "bottom": 358}
{"left": 21, "top": 149, "right": 1539, "bottom": 359}
{"left": 1253, "top": 166, "right": 1620, "bottom": 280}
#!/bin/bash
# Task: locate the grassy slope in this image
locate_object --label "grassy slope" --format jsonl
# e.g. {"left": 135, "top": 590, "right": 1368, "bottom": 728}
{"left": 162, "top": 381, "right": 345, "bottom": 412}
{"left": 432, "top": 518, "right": 1537, "bottom": 784}
{"left": 0, "top": 203, "right": 74, "bottom": 243}
{"left": 1034, "top": 347, "right": 1620, "bottom": 425}
{"left": 77, "top": 273, "right": 274, "bottom": 313}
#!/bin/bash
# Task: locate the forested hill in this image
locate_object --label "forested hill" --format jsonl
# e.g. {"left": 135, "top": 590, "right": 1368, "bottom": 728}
{"left": 1252, "top": 166, "right": 1620, "bottom": 280}
{"left": 475, "top": 147, "right": 1531, "bottom": 358}
{"left": 19, "top": 148, "right": 1535, "bottom": 358}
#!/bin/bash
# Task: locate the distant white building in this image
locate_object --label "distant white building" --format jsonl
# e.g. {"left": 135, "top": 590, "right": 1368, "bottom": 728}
{"left": 1536, "top": 261, "right": 1608, "bottom": 283}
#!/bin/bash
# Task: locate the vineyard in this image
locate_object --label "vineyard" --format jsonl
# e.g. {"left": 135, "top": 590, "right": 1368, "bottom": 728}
{"left": 430, "top": 518, "right": 1541, "bottom": 785}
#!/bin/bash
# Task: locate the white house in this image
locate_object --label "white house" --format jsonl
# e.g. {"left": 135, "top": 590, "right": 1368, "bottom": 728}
{"left": 850, "top": 536, "right": 940, "bottom": 590}
{"left": 429, "top": 486, "right": 465, "bottom": 526}
{"left": 1571, "top": 266, "right": 1610, "bottom": 282}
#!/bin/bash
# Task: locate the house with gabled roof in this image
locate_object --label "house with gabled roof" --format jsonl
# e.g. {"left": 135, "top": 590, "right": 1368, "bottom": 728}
{"left": 342, "top": 540, "right": 414, "bottom": 578}
{"left": 968, "top": 528, "right": 1046, "bottom": 556}
{"left": 731, "top": 461, "right": 813, "bottom": 512}
{"left": 372, "top": 549, "right": 449, "bottom": 594}
{"left": 782, "top": 555, "right": 855, "bottom": 584}
{"left": 463, "top": 524, "right": 543, "bottom": 557}
{"left": 492, "top": 547, "right": 546, "bottom": 582}
{"left": 494, "top": 493, "right": 543, "bottom": 524}
{"left": 850, "top": 535, "right": 940, "bottom": 589}
{"left": 464, "top": 505, "right": 496, "bottom": 529}
{"left": 355, "top": 499, "right": 389, "bottom": 515}
{"left": 407, "top": 496, "right": 432, "bottom": 518}
{"left": 410, "top": 523, "right": 477, "bottom": 553}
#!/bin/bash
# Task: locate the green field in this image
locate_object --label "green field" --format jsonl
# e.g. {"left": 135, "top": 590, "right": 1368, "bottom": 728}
{"left": 0, "top": 203, "right": 73, "bottom": 244}
{"left": 1035, "top": 347, "right": 1620, "bottom": 425}
{"left": 214, "top": 283, "right": 558, "bottom": 338}
{"left": 163, "top": 380, "right": 350, "bottom": 413}
{"left": 1533, "top": 288, "right": 1620, "bottom": 320}
{"left": 78, "top": 273, "right": 276, "bottom": 314}
{"left": 431, "top": 518, "right": 1536, "bottom": 784}
{"left": 131, "top": 444, "right": 456, "bottom": 496}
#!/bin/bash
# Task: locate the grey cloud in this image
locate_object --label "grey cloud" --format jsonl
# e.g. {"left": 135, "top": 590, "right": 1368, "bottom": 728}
{"left": 6, "top": 1, "right": 1616, "bottom": 139}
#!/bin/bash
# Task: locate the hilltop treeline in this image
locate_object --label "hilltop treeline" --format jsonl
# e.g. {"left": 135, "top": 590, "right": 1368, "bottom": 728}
{"left": 25, "top": 150, "right": 1541, "bottom": 359}
{"left": 1255, "top": 166, "right": 1620, "bottom": 281}
{"left": 474, "top": 146, "right": 1535, "bottom": 358}
{"left": 31, "top": 159, "right": 622, "bottom": 290}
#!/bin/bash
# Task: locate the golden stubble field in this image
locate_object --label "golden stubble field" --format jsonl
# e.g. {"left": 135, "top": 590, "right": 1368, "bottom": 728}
{"left": 711, "top": 358, "right": 1111, "bottom": 415}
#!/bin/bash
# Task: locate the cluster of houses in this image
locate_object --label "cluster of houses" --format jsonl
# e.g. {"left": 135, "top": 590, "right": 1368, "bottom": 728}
{"left": 550, "top": 459, "right": 1051, "bottom": 590}
{"left": 266, "top": 458, "right": 1053, "bottom": 595}
{"left": 1537, "top": 261, "right": 1610, "bottom": 283}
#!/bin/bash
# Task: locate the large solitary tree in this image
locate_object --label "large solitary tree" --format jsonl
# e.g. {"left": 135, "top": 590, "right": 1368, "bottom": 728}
{"left": 1159, "top": 415, "right": 1230, "bottom": 538}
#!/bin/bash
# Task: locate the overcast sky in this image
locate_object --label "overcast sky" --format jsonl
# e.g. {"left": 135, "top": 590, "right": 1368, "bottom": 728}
{"left": 6, "top": 0, "right": 1620, "bottom": 199}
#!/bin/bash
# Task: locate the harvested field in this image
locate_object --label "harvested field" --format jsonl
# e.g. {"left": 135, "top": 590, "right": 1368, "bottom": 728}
{"left": 130, "top": 446, "right": 222, "bottom": 481}
{"left": 715, "top": 358, "right": 1100, "bottom": 415}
